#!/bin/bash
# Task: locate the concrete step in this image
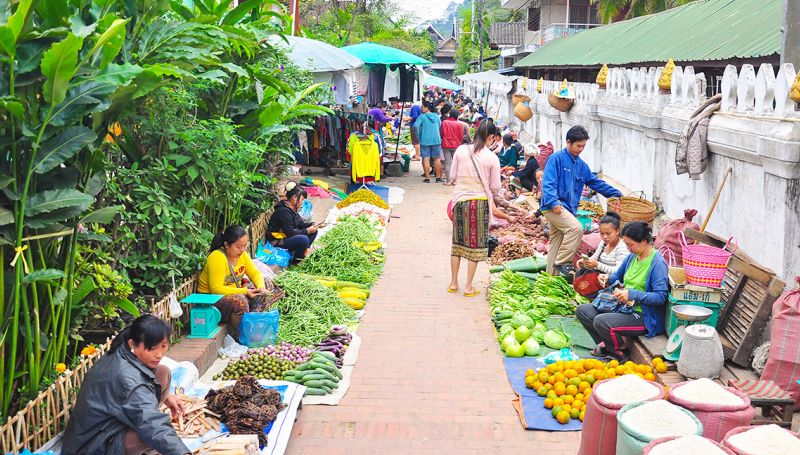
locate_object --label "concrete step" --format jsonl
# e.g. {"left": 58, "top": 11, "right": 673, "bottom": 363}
{"left": 167, "top": 324, "right": 227, "bottom": 376}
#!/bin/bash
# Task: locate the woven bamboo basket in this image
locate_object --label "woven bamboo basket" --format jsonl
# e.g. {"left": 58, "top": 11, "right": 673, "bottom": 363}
{"left": 512, "top": 93, "right": 531, "bottom": 107}
{"left": 548, "top": 93, "right": 574, "bottom": 112}
{"left": 514, "top": 102, "right": 533, "bottom": 121}
{"left": 607, "top": 192, "right": 657, "bottom": 227}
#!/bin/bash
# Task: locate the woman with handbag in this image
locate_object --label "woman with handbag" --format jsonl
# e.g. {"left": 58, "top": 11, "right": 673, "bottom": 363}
{"left": 575, "top": 222, "right": 669, "bottom": 361}
{"left": 448, "top": 120, "right": 502, "bottom": 297}
{"left": 198, "top": 225, "right": 272, "bottom": 341}
{"left": 577, "top": 212, "right": 629, "bottom": 274}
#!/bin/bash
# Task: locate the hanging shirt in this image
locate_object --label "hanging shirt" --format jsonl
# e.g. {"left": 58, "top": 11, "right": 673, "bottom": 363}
{"left": 368, "top": 66, "right": 386, "bottom": 105}
{"left": 399, "top": 65, "right": 417, "bottom": 102}
{"left": 353, "top": 67, "right": 369, "bottom": 96}
{"left": 383, "top": 66, "right": 401, "bottom": 101}
{"left": 349, "top": 133, "right": 381, "bottom": 182}
{"left": 333, "top": 71, "right": 351, "bottom": 104}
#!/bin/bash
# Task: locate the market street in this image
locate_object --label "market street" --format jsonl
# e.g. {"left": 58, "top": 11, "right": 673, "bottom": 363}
{"left": 287, "top": 163, "right": 580, "bottom": 454}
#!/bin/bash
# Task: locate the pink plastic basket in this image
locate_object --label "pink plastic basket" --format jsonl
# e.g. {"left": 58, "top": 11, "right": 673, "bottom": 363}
{"left": 679, "top": 231, "right": 737, "bottom": 288}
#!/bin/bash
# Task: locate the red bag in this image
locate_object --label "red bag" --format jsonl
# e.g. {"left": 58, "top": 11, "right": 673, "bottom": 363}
{"left": 760, "top": 276, "right": 800, "bottom": 406}
{"left": 573, "top": 268, "right": 603, "bottom": 299}
{"left": 535, "top": 141, "right": 554, "bottom": 169}
{"left": 654, "top": 209, "right": 700, "bottom": 265}
{"left": 578, "top": 378, "right": 665, "bottom": 455}
{"left": 667, "top": 381, "right": 755, "bottom": 442}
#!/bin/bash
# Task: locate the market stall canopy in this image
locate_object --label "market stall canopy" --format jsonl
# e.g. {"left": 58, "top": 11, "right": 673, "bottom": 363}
{"left": 423, "top": 73, "right": 462, "bottom": 90}
{"left": 457, "top": 70, "right": 516, "bottom": 85}
{"left": 341, "top": 42, "right": 431, "bottom": 66}
{"left": 513, "top": 0, "right": 781, "bottom": 68}
{"left": 271, "top": 35, "right": 363, "bottom": 73}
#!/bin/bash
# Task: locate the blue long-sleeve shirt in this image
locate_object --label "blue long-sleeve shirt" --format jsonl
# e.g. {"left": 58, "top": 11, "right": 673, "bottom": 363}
{"left": 609, "top": 252, "right": 669, "bottom": 337}
{"left": 497, "top": 145, "right": 519, "bottom": 168}
{"left": 540, "top": 148, "right": 622, "bottom": 214}
{"left": 408, "top": 105, "right": 422, "bottom": 126}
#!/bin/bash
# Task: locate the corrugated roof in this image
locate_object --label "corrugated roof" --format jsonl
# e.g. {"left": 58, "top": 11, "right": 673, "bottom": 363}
{"left": 514, "top": 0, "right": 782, "bottom": 68}
{"left": 490, "top": 22, "right": 526, "bottom": 47}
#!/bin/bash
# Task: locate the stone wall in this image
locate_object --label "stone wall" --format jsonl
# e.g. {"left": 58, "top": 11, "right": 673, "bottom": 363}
{"left": 490, "top": 63, "right": 800, "bottom": 280}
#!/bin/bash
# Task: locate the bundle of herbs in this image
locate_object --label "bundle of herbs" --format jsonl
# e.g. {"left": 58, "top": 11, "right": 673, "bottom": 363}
{"left": 273, "top": 272, "right": 356, "bottom": 347}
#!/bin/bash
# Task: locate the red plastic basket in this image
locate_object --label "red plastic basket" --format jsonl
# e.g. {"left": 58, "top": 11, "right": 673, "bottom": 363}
{"left": 679, "top": 232, "right": 737, "bottom": 288}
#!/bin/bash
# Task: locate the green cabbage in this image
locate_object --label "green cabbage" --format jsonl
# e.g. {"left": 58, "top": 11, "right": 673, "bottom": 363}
{"left": 531, "top": 322, "right": 547, "bottom": 343}
{"left": 498, "top": 323, "right": 514, "bottom": 340}
{"left": 510, "top": 313, "right": 533, "bottom": 329}
{"left": 523, "top": 338, "right": 541, "bottom": 356}
{"left": 514, "top": 325, "right": 531, "bottom": 343}
{"left": 543, "top": 329, "right": 570, "bottom": 349}
{"left": 505, "top": 343, "right": 525, "bottom": 357}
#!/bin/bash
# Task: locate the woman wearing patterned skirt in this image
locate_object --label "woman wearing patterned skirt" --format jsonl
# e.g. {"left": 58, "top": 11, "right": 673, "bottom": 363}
{"left": 448, "top": 120, "right": 502, "bottom": 297}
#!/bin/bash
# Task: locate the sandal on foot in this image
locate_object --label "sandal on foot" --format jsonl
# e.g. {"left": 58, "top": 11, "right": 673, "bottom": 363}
{"left": 463, "top": 289, "right": 480, "bottom": 297}
{"left": 423, "top": 178, "right": 430, "bottom": 183}
{"left": 447, "top": 285, "right": 458, "bottom": 293}
{"left": 590, "top": 344, "right": 606, "bottom": 357}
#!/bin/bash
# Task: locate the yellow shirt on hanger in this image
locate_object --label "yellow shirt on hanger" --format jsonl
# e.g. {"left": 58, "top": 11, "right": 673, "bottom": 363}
{"left": 349, "top": 133, "right": 381, "bottom": 182}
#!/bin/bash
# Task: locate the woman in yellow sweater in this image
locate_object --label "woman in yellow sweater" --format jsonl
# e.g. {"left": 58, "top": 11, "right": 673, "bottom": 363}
{"left": 198, "top": 225, "right": 269, "bottom": 341}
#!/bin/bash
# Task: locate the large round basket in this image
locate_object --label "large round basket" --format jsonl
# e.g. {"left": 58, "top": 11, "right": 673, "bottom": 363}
{"left": 512, "top": 93, "right": 531, "bottom": 107}
{"left": 607, "top": 192, "right": 657, "bottom": 227}
{"left": 548, "top": 93, "right": 574, "bottom": 112}
{"left": 514, "top": 102, "right": 533, "bottom": 122}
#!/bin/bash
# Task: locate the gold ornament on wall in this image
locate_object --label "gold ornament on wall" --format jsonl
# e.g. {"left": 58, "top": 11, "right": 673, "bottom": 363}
{"left": 596, "top": 64, "right": 608, "bottom": 88}
{"left": 658, "top": 59, "right": 675, "bottom": 91}
{"left": 790, "top": 72, "right": 800, "bottom": 103}
{"left": 537, "top": 77, "right": 543, "bottom": 93}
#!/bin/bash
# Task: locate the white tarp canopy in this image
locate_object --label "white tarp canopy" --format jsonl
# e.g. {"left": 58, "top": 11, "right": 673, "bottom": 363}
{"left": 271, "top": 35, "right": 363, "bottom": 73}
{"left": 457, "top": 70, "right": 518, "bottom": 85}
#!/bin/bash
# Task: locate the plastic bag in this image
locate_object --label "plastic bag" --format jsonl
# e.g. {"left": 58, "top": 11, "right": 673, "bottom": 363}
{"left": 542, "top": 348, "right": 579, "bottom": 365}
{"left": 255, "top": 242, "right": 291, "bottom": 268}
{"left": 219, "top": 335, "right": 249, "bottom": 358}
{"left": 168, "top": 275, "right": 183, "bottom": 319}
{"left": 239, "top": 310, "right": 280, "bottom": 348}
{"left": 299, "top": 199, "right": 313, "bottom": 223}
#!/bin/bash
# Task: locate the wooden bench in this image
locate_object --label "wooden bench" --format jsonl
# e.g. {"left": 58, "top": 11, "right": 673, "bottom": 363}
{"left": 727, "top": 379, "right": 795, "bottom": 428}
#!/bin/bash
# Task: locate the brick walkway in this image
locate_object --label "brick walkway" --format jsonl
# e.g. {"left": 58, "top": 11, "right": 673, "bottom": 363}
{"left": 286, "top": 163, "right": 581, "bottom": 454}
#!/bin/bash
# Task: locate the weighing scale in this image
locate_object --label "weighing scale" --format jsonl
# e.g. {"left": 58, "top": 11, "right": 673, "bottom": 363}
{"left": 663, "top": 304, "right": 713, "bottom": 361}
{"left": 182, "top": 293, "right": 223, "bottom": 339}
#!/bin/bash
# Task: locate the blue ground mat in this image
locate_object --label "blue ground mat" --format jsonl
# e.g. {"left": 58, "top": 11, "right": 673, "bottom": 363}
{"left": 504, "top": 357, "right": 583, "bottom": 431}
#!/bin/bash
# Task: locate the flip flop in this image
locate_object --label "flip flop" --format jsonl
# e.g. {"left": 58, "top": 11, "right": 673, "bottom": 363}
{"left": 463, "top": 289, "right": 480, "bottom": 297}
{"left": 447, "top": 286, "right": 458, "bottom": 293}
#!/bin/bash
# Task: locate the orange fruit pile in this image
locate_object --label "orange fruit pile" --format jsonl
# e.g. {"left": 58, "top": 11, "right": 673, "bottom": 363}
{"left": 525, "top": 358, "right": 659, "bottom": 425}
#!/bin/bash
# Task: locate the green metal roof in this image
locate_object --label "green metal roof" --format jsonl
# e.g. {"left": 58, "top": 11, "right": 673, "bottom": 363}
{"left": 514, "top": 0, "right": 782, "bottom": 68}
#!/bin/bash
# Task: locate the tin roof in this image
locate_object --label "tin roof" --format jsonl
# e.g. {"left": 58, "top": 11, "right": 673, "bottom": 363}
{"left": 514, "top": 0, "right": 782, "bottom": 68}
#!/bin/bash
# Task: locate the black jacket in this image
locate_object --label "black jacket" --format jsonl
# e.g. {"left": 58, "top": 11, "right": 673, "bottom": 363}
{"left": 513, "top": 156, "right": 540, "bottom": 182}
{"left": 61, "top": 348, "right": 189, "bottom": 455}
{"left": 266, "top": 200, "right": 313, "bottom": 240}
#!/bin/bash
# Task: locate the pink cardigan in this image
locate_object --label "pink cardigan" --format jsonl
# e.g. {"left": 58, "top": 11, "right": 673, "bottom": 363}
{"left": 450, "top": 144, "right": 502, "bottom": 222}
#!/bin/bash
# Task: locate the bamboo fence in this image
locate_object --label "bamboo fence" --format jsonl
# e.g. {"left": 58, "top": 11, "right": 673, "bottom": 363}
{"left": 0, "top": 337, "right": 113, "bottom": 454}
{"left": 0, "top": 209, "right": 276, "bottom": 453}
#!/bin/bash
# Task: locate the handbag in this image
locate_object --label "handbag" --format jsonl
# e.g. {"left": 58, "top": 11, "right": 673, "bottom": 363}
{"left": 592, "top": 281, "right": 635, "bottom": 314}
{"left": 573, "top": 268, "right": 603, "bottom": 299}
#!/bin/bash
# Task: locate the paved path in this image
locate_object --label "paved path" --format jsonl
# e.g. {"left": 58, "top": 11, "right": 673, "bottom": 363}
{"left": 286, "top": 162, "right": 580, "bottom": 454}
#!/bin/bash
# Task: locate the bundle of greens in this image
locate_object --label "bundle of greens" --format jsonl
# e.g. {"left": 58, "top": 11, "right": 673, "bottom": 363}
{"left": 273, "top": 272, "right": 357, "bottom": 347}
{"left": 297, "top": 242, "right": 383, "bottom": 285}
{"left": 317, "top": 215, "right": 378, "bottom": 249}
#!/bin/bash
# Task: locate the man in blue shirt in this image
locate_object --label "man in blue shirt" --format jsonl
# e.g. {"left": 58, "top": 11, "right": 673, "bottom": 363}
{"left": 541, "top": 125, "right": 622, "bottom": 277}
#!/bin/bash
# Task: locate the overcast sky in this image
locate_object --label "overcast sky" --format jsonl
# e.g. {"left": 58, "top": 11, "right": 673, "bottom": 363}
{"left": 392, "top": 0, "right": 456, "bottom": 25}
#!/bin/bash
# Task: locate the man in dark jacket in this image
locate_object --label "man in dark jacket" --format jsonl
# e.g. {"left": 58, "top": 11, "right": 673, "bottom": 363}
{"left": 62, "top": 341, "right": 189, "bottom": 455}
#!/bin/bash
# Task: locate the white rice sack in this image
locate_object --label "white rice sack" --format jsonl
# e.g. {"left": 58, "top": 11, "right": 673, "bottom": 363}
{"left": 595, "top": 374, "right": 660, "bottom": 405}
{"left": 649, "top": 435, "right": 728, "bottom": 455}
{"left": 620, "top": 400, "right": 699, "bottom": 440}
{"left": 727, "top": 424, "right": 800, "bottom": 455}
{"left": 671, "top": 378, "right": 745, "bottom": 406}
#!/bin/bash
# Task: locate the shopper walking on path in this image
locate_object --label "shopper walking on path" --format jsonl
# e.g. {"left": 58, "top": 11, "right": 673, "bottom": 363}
{"left": 448, "top": 120, "right": 502, "bottom": 297}
{"left": 441, "top": 110, "right": 466, "bottom": 185}
{"left": 541, "top": 125, "right": 622, "bottom": 276}
{"left": 415, "top": 100, "right": 444, "bottom": 183}
{"left": 406, "top": 104, "right": 422, "bottom": 161}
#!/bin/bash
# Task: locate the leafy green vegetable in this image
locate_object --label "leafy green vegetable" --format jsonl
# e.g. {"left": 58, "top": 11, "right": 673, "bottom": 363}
{"left": 523, "top": 338, "right": 541, "bottom": 356}
{"left": 543, "top": 329, "right": 570, "bottom": 349}
{"left": 510, "top": 313, "right": 533, "bottom": 329}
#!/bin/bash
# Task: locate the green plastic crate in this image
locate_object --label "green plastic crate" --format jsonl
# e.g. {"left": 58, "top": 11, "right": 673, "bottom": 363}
{"left": 666, "top": 294, "right": 724, "bottom": 334}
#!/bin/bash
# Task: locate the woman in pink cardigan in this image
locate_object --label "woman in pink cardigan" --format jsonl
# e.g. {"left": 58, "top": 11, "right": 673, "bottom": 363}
{"left": 448, "top": 120, "right": 502, "bottom": 297}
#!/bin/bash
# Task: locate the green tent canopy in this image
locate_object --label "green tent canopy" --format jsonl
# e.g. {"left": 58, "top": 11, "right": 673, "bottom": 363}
{"left": 341, "top": 42, "right": 431, "bottom": 66}
{"left": 423, "top": 74, "right": 462, "bottom": 90}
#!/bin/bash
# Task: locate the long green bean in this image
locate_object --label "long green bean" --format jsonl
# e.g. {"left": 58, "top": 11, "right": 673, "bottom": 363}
{"left": 297, "top": 242, "right": 383, "bottom": 285}
{"left": 273, "top": 272, "right": 357, "bottom": 347}
{"left": 317, "top": 215, "right": 378, "bottom": 248}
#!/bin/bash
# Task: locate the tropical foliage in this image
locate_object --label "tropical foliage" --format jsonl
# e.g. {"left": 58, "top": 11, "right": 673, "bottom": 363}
{"left": 0, "top": 0, "right": 329, "bottom": 418}
{"left": 298, "top": 0, "right": 435, "bottom": 60}
{"left": 591, "top": 0, "right": 696, "bottom": 23}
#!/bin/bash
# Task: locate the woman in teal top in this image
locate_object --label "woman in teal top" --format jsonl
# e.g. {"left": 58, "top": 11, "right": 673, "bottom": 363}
{"left": 575, "top": 222, "right": 669, "bottom": 361}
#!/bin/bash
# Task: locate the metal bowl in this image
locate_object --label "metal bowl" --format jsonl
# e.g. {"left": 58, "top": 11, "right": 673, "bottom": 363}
{"left": 672, "top": 304, "right": 713, "bottom": 321}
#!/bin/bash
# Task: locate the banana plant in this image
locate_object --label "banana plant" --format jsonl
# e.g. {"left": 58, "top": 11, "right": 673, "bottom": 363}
{"left": 0, "top": 1, "right": 139, "bottom": 416}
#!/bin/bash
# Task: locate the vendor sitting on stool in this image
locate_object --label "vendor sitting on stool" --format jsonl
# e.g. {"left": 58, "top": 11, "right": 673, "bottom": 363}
{"left": 266, "top": 182, "right": 319, "bottom": 264}
{"left": 62, "top": 315, "right": 191, "bottom": 455}
{"left": 575, "top": 222, "right": 668, "bottom": 361}
{"left": 198, "top": 225, "right": 270, "bottom": 341}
